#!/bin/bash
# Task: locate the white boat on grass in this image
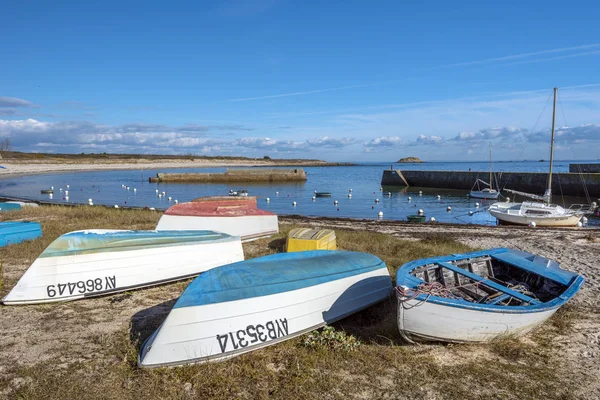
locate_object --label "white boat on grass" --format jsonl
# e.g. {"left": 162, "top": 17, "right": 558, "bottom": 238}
{"left": 156, "top": 196, "right": 278, "bottom": 241}
{"left": 489, "top": 88, "right": 592, "bottom": 226}
{"left": 2, "top": 230, "right": 244, "bottom": 305}
{"left": 138, "top": 250, "right": 392, "bottom": 367}
{"left": 395, "top": 248, "right": 583, "bottom": 343}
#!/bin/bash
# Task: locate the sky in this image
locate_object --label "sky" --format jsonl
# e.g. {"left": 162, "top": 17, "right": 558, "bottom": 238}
{"left": 1, "top": 0, "right": 600, "bottom": 162}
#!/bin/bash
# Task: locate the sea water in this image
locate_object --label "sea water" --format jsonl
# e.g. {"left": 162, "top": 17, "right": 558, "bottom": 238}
{"left": 0, "top": 161, "right": 597, "bottom": 226}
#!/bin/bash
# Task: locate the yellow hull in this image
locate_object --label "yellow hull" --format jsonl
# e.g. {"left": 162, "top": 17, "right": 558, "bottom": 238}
{"left": 286, "top": 228, "right": 337, "bottom": 252}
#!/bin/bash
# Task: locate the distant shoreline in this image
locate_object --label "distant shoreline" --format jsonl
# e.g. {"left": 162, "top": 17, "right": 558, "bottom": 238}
{"left": 0, "top": 158, "right": 354, "bottom": 179}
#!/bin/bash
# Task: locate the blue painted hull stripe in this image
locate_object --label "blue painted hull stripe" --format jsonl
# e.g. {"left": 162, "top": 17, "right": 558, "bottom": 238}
{"left": 174, "top": 250, "right": 388, "bottom": 308}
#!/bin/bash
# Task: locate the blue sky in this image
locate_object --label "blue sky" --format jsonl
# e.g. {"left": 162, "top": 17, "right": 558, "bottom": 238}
{"left": 1, "top": 0, "right": 600, "bottom": 161}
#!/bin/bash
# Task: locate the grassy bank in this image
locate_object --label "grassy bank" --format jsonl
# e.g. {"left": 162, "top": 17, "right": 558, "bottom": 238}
{"left": 0, "top": 206, "right": 588, "bottom": 399}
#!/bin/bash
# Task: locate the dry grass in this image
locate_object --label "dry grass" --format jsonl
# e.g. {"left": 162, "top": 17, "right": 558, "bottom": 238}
{"left": 0, "top": 206, "right": 590, "bottom": 400}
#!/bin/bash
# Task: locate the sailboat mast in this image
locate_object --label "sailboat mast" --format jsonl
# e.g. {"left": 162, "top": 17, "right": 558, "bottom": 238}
{"left": 489, "top": 143, "right": 492, "bottom": 190}
{"left": 547, "top": 87, "right": 557, "bottom": 202}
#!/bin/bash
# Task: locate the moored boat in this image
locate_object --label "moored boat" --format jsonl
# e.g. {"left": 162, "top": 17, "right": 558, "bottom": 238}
{"left": 138, "top": 250, "right": 392, "bottom": 367}
{"left": 2, "top": 229, "right": 244, "bottom": 305}
{"left": 0, "top": 221, "right": 42, "bottom": 247}
{"left": 395, "top": 248, "right": 583, "bottom": 343}
{"left": 156, "top": 196, "right": 278, "bottom": 241}
{"left": 0, "top": 202, "right": 22, "bottom": 212}
{"left": 406, "top": 215, "right": 426, "bottom": 223}
{"left": 315, "top": 192, "right": 332, "bottom": 197}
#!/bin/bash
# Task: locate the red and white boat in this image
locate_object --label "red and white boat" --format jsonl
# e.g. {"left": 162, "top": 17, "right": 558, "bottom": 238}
{"left": 156, "top": 197, "right": 278, "bottom": 241}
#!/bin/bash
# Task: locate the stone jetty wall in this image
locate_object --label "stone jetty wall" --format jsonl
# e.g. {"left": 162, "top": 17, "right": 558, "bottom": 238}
{"left": 381, "top": 170, "right": 600, "bottom": 198}
{"left": 150, "top": 168, "right": 307, "bottom": 183}
{"left": 569, "top": 164, "right": 600, "bottom": 173}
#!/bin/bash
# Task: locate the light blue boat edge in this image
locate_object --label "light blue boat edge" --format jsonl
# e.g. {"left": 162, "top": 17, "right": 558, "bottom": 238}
{"left": 38, "top": 229, "right": 238, "bottom": 258}
{"left": 395, "top": 248, "right": 584, "bottom": 314}
{"left": 174, "top": 250, "right": 390, "bottom": 309}
{"left": 0, "top": 221, "right": 42, "bottom": 246}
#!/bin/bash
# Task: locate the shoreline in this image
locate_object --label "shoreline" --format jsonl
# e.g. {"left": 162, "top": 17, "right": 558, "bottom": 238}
{"left": 0, "top": 159, "right": 353, "bottom": 179}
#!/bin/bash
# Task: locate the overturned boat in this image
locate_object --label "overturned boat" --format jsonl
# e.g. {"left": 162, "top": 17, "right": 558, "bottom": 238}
{"left": 156, "top": 196, "right": 278, "bottom": 241}
{"left": 396, "top": 248, "right": 583, "bottom": 343}
{"left": 3, "top": 229, "right": 244, "bottom": 305}
{"left": 0, "top": 221, "right": 42, "bottom": 247}
{"left": 138, "top": 250, "right": 392, "bottom": 367}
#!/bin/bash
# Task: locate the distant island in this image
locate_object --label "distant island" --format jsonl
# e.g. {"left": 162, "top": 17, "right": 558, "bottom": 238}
{"left": 397, "top": 157, "right": 423, "bottom": 163}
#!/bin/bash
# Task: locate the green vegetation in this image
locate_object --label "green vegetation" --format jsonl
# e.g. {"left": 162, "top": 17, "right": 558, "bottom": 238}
{"left": 0, "top": 206, "right": 590, "bottom": 400}
{"left": 397, "top": 156, "right": 423, "bottom": 163}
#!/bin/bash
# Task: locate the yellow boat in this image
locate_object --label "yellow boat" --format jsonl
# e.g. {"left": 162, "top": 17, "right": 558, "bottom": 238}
{"left": 286, "top": 228, "right": 337, "bottom": 252}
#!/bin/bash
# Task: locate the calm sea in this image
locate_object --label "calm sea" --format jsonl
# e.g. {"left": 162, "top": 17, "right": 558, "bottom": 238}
{"left": 1, "top": 160, "right": 598, "bottom": 227}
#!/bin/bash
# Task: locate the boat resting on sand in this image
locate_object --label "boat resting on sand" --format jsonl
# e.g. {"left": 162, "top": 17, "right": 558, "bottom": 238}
{"left": 0, "top": 222, "right": 42, "bottom": 247}
{"left": 2, "top": 230, "right": 244, "bottom": 305}
{"left": 395, "top": 248, "right": 583, "bottom": 343}
{"left": 156, "top": 196, "right": 278, "bottom": 241}
{"left": 138, "top": 250, "right": 392, "bottom": 367}
{"left": 0, "top": 202, "right": 23, "bottom": 212}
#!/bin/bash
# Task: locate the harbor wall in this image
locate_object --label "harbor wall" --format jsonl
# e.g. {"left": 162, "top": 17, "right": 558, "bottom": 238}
{"left": 151, "top": 168, "right": 307, "bottom": 183}
{"left": 569, "top": 163, "right": 600, "bottom": 173}
{"left": 381, "top": 170, "right": 600, "bottom": 198}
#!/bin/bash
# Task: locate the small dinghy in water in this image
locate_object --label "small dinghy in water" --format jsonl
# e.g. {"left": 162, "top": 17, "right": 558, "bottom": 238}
{"left": 156, "top": 196, "right": 278, "bottom": 241}
{"left": 395, "top": 248, "right": 583, "bottom": 343}
{"left": 138, "top": 250, "right": 392, "bottom": 367}
{"left": 0, "top": 222, "right": 42, "bottom": 247}
{"left": 3, "top": 230, "right": 244, "bottom": 305}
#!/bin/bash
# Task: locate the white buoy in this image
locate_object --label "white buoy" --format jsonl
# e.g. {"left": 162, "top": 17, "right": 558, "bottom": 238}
{"left": 577, "top": 221, "right": 583, "bottom": 227}
{"left": 64, "top": 196, "right": 68, "bottom": 201}
{"left": 506, "top": 197, "right": 511, "bottom": 202}
{"left": 114, "top": 205, "right": 119, "bottom": 209}
{"left": 314, "top": 190, "right": 317, "bottom": 194}
{"left": 155, "top": 189, "right": 159, "bottom": 193}
{"left": 66, "top": 184, "right": 69, "bottom": 189}
{"left": 582, "top": 216, "right": 588, "bottom": 224}
{"left": 447, "top": 206, "right": 452, "bottom": 211}
{"left": 475, "top": 202, "right": 480, "bottom": 208}
{"left": 266, "top": 197, "right": 270, "bottom": 202}
{"left": 469, "top": 211, "right": 474, "bottom": 216}
{"left": 162, "top": 191, "right": 166, "bottom": 195}
{"left": 591, "top": 202, "right": 597, "bottom": 209}
{"left": 408, "top": 197, "right": 412, "bottom": 201}
{"left": 293, "top": 201, "right": 297, "bottom": 206}
{"left": 65, "top": 190, "right": 69, "bottom": 196}
{"left": 378, "top": 211, "right": 383, "bottom": 217}
{"left": 387, "top": 192, "right": 392, "bottom": 196}
{"left": 168, "top": 196, "right": 172, "bottom": 201}
{"left": 88, "top": 198, "right": 93, "bottom": 206}
{"left": 133, "top": 188, "right": 137, "bottom": 193}
{"left": 430, "top": 217, "right": 436, "bottom": 222}
{"left": 529, "top": 221, "right": 536, "bottom": 228}
{"left": 158, "top": 194, "right": 162, "bottom": 198}
{"left": 312, "top": 196, "right": 316, "bottom": 201}
{"left": 349, "top": 189, "right": 353, "bottom": 193}
{"left": 276, "top": 191, "right": 279, "bottom": 195}
{"left": 437, "top": 195, "right": 441, "bottom": 200}
{"left": 375, "top": 198, "right": 380, "bottom": 203}
{"left": 126, "top": 186, "right": 130, "bottom": 190}
{"left": 174, "top": 200, "right": 178, "bottom": 204}
{"left": 380, "top": 187, "right": 383, "bottom": 191}
{"left": 419, "top": 191, "right": 422, "bottom": 196}
{"left": 418, "top": 209, "right": 424, "bottom": 215}
{"left": 51, "top": 186, "right": 54, "bottom": 190}
{"left": 348, "top": 194, "right": 352, "bottom": 198}
{"left": 334, "top": 200, "right": 338, "bottom": 205}
{"left": 49, "top": 193, "right": 53, "bottom": 199}
{"left": 59, "top": 188, "right": 63, "bottom": 192}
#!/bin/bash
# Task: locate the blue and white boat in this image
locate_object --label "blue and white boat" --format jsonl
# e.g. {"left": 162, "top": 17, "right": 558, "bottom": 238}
{"left": 3, "top": 229, "right": 244, "bottom": 305}
{"left": 0, "top": 221, "right": 42, "bottom": 247}
{"left": 138, "top": 250, "right": 392, "bottom": 367}
{"left": 0, "top": 202, "right": 23, "bottom": 212}
{"left": 395, "top": 248, "right": 584, "bottom": 343}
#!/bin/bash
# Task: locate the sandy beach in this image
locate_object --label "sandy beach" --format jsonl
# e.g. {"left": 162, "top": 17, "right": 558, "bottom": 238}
{"left": 0, "top": 158, "right": 347, "bottom": 178}
{"left": 0, "top": 205, "right": 599, "bottom": 399}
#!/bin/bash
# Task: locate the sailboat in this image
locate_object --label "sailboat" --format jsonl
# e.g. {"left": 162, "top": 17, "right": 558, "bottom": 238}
{"left": 488, "top": 88, "right": 589, "bottom": 227}
{"left": 470, "top": 143, "right": 500, "bottom": 199}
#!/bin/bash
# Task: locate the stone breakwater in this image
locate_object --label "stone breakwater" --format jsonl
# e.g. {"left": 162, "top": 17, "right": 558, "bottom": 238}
{"left": 382, "top": 169, "right": 600, "bottom": 198}
{"left": 150, "top": 168, "right": 308, "bottom": 183}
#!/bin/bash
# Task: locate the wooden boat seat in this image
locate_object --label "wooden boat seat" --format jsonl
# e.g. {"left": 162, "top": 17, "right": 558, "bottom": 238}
{"left": 486, "top": 293, "right": 511, "bottom": 305}
{"left": 438, "top": 262, "right": 541, "bottom": 305}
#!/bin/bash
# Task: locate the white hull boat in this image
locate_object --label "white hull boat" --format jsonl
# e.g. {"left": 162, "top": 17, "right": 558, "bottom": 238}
{"left": 2, "top": 230, "right": 244, "bottom": 305}
{"left": 469, "top": 188, "right": 500, "bottom": 199}
{"left": 138, "top": 250, "right": 392, "bottom": 367}
{"left": 396, "top": 248, "right": 583, "bottom": 343}
{"left": 156, "top": 197, "right": 278, "bottom": 241}
{"left": 489, "top": 201, "right": 584, "bottom": 227}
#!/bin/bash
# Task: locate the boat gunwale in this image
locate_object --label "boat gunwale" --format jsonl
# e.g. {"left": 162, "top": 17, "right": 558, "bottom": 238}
{"left": 395, "top": 248, "right": 584, "bottom": 314}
